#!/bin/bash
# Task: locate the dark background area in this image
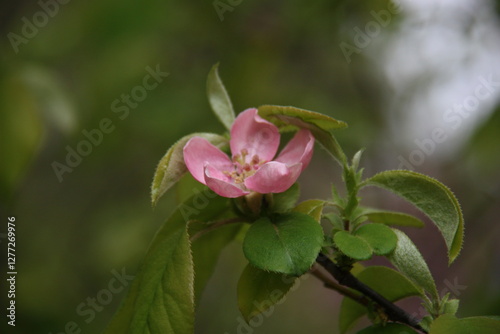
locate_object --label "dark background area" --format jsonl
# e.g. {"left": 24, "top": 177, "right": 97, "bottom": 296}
{"left": 1, "top": 0, "right": 499, "bottom": 333}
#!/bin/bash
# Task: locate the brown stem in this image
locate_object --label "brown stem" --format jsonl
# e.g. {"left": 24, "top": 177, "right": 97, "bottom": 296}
{"left": 310, "top": 265, "right": 371, "bottom": 307}
{"left": 316, "top": 253, "right": 428, "bottom": 333}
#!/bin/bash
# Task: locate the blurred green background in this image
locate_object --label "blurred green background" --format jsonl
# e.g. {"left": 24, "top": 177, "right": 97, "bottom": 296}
{"left": 1, "top": 0, "right": 499, "bottom": 333}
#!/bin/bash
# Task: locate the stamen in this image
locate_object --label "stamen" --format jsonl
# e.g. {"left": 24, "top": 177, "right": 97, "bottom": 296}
{"left": 226, "top": 150, "right": 264, "bottom": 185}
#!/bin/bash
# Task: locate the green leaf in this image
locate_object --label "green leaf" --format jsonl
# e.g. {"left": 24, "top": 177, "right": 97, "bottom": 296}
{"left": 151, "top": 132, "right": 227, "bottom": 207}
{"left": 237, "top": 264, "right": 296, "bottom": 322}
{"left": 292, "top": 199, "right": 325, "bottom": 222}
{"left": 313, "top": 128, "right": 348, "bottom": 166}
{"left": 387, "top": 229, "right": 438, "bottom": 300}
{"left": 258, "top": 105, "right": 347, "bottom": 131}
{"left": 351, "top": 149, "right": 364, "bottom": 172}
{"left": 206, "top": 63, "right": 235, "bottom": 130}
{"left": 243, "top": 212, "right": 324, "bottom": 276}
{"left": 270, "top": 183, "right": 300, "bottom": 213}
{"left": 175, "top": 173, "right": 207, "bottom": 205}
{"left": 358, "top": 208, "right": 425, "bottom": 228}
{"left": 190, "top": 221, "right": 243, "bottom": 305}
{"left": 324, "top": 213, "right": 344, "bottom": 230}
{"left": 429, "top": 315, "right": 500, "bottom": 334}
{"left": 104, "top": 190, "right": 229, "bottom": 334}
{"left": 333, "top": 231, "right": 373, "bottom": 261}
{"left": 357, "top": 323, "right": 419, "bottom": 334}
{"left": 442, "top": 299, "right": 459, "bottom": 316}
{"left": 363, "top": 170, "right": 464, "bottom": 264}
{"left": 339, "top": 266, "right": 423, "bottom": 334}
{"left": 354, "top": 224, "right": 397, "bottom": 255}
{"left": 258, "top": 105, "right": 347, "bottom": 163}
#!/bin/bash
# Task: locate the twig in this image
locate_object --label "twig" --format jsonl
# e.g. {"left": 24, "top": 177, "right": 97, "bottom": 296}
{"left": 310, "top": 265, "right": 372, "bottom": 307}
{"left": 316, "top": 253, "right": 428, "bottom": 333}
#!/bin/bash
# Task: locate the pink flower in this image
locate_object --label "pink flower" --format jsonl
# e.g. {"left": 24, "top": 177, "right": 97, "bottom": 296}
{"left": 183, "top": 108, "right": 314, "bottom": 198}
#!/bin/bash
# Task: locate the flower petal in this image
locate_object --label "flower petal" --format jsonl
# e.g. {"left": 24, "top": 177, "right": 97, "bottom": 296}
{"left": 230, "top": 108, "right": 280, "bottom": 162}
{"left": 276, "top": 129, "right": 314, "bottom": 171}
{"left": 244, "top": 161, "right": 302, "bottom": 194}
{"left": 183, "top": 137, "right": 233, "bottom": 185}
{"left": 204, "top": 165, "right": 249, "bottom": 198}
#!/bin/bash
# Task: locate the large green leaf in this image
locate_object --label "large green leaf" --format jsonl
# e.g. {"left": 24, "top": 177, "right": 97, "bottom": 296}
{"left": 237, "top": 264, "right": 296, "bottom": 322}
{"left": 357, "top": 208, "right": 424, "bottom": 228}
{"left": 104, "top": 191, "right": 229, "bottom": 334}
{"left": 258, "top": 105, "right": 347, "bottom": 163}
{"left": 429, "top": 315, "right": 500, "bottom": 334}
{"left": 364, "top": 170, "right": 464, "bottom": 264}
{"left": 258, "top": 105, "right": 347, "bottom": 131}
{"left": 206, "top": 63, "right": 235, "bottom": 130}
{"left": 357, "top": 323, "right": 419, "bottom": 334}
{"left": 387, "top": 229, "right": 438, "bottom": 301}
{"left": 339, "top": 266, "right": 423, "bottom": 334}
{"left": 243, "top": 212, "right": 324, "bottom": 276}
{"left": 190, "top": 221, "right": 243, "bottom": 305}
{"left": 151, "top": 132, "right": 227, "bottom": 206}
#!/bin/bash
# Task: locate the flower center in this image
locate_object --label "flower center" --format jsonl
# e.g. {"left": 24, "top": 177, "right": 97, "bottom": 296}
{"left": 224, "top": 149, "right": 265, "bottom": 184}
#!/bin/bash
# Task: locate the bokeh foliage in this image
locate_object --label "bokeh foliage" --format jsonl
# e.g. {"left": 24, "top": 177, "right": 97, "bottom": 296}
{"left": 1, "top": 0, "right": 499, "bottom": 333}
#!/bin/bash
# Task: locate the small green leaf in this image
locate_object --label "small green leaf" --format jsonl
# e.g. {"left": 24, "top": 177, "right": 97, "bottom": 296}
{"left": 429, "top": 315, "right": 500, "bottom": 334}
{"left": 442, "top": 299, "right": 459, "bottom": 316}
{"left": 151, "top": 132, "right": 227, "bottom": 206}
{"left": 258, "top": 105, "right": 347, "bottom": 164}
{"left": 352, "top": 149, "right": 364, "bottom": 172}
{"left": 324, "top": 212, "right": 345, "bottom": 231}
{"left": 270, "top": 183, "right": 300, "bottom": 213}
{"left": 334, "top": 231, "right": 373, "bottom": 261}
{"left": 207, "top": 63, "right": 235, "bottom": 130}
{"left": 387, "top": 229, "right": 438, "bottom": 300}
{"left": 339, "top": 266, "right": 423, "bottom": 333}
{"left": 104, "top": 190, "right": 229, "bottom": 334}
{"left": 357, "top": 323, "right": 419, "bottom": 334}
{"left": 354, "top": 224, "right": 397, "bottom": 255}
{"left": 364, "top": 170, "right": 464, "bottom": 264}
{"left": 243, "top": 212, "right": 324, "bottom": 276}
{"left": 190, "top": 221, "right": 243, "bottom": 305}
{"left": 237, "top": 264, "right": 296, "bottom": 322}
{"left": 358, "top": 208, "right": 425, "bottom": 228}
{"left": 292, "top": 199, "right": 325, "bottom": 222}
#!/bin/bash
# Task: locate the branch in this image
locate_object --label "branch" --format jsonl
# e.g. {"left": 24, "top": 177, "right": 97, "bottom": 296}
{"left": 310, "top": 264, "right": 371, "bottom": 307}
{"left": 316, "top": 253, "right": 428, "bottom": 333}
